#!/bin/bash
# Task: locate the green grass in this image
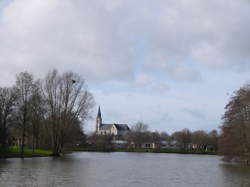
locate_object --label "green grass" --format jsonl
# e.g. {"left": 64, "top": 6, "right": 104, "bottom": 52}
{"left": 0, "top": 146, "right": 52, "bottom": 158}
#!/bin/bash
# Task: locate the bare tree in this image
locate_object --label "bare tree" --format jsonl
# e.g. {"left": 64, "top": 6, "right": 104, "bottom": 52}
{"left": 15, "top": 72, "right": 35, "bottom": 157}
{"left": 88, "top": 134, "right": 114, "bottom": 151}
{"left": 207, "top": 130, "right": 218, "bottom": 151}
{"left": 29, "top": 80, "right": 46, "bottom": 152}
{"left": 43, "top": 70, "right": 94, "bottom": 155}
{"left": 131, "top": 121, "right": 148, "bottom": 132}
{"left": 172, "top": 128, "right": 191, "bottom": 150}
{"left": 150, "top": 131, "right": 161, "bottom": 144}
{"left": 220, "top": 84, "right": 250, "bottom": 164}
{"left": 128, "top": 121, "right": 149, "bottom": 148}
{"left": 0, "top": 87, "right": 17, "bottom": 151}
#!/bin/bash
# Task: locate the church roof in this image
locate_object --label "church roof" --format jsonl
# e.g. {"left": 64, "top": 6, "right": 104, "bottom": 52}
{"left": 114, "top": 124, "right": 130, "bottom": 131}
{"left": 100, "top": 123, "right": 130, "bottom": 131}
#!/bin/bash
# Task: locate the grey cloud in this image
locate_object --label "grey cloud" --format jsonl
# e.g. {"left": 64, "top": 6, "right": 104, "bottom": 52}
{"left": 182, "top": 108, "right": 206, "bottom": 120}
{"left": 133, "top": 73, "right": 170, "bottom": 92}
{"left": 1, "top": 0, "right": 250, "bottom": 86}
{"left": 130, "top": 0, "right": 250, "bottom": 76}
{"left": 0, "top": 0, "right": 134, "bottom": 84}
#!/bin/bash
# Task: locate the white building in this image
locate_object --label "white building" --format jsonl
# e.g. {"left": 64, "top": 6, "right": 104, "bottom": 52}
{"left": 95, "top": 106, "right": 130, "bottom": 136}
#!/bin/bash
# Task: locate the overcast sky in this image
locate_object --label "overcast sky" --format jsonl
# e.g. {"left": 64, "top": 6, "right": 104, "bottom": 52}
{"left": 1, "top": 0, "right": 250, "bottom": 133}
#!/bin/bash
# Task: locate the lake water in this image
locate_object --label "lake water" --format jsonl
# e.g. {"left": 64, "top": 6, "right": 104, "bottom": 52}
{"left": 0, "top": 152, "right": 250, "bottom": 187}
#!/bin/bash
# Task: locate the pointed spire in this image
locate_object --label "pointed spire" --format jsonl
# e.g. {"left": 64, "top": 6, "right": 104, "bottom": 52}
{"left": 97, "top": 105, "right": 101, "bottom": 117}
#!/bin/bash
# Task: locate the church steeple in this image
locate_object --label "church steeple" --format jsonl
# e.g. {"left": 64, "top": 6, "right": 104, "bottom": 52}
{"left": 97, "top": 106, "right": 101, "bottom": 118}
{"left": 96, "top": 106, "right": 102, "bottom": 133}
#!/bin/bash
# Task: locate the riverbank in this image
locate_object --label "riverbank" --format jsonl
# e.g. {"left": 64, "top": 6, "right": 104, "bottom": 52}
{"left": 0, "top": 146, "right": 53, "bottom": 158}
{"left": 74, "top": 147, "right": 217, "bottom": 155}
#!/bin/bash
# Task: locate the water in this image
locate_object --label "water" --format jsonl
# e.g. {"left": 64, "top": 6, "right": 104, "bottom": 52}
{"left": 0, "top": 152, "right": 250, "bottom": 187}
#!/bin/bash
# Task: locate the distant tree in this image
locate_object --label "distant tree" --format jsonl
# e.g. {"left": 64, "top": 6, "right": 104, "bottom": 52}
{"left": 207, "top": 130, "right": 218, "bottom": 151}
{"left": 160, "top": 132, "right": 170, "bottom": 142}
{"left": 88, "top": 134, "right": 114, "bottom": 151}
{"left": 172, "top": 128, "right": 191, "bottom": 150}
{"left": 150, "top": 131, "right": 161, "bottom": 144}
{"left": 191, "top": 130, "right": 209, "bottom": 150}
{"left": 131, "top": 121, "right": 148, "bottom": 132}
{"left": 0, "top": 87, "right": 17, "bottom": 151}
{"left": 128, "top": 121, "right": 149, "bottom": 148}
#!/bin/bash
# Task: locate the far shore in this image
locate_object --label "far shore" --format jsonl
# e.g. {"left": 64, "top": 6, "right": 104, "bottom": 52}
{"left": 0, "top": 147, "right": 217, "bottom": 159}
{"left": 73, "top": 147, "right": 218, "bottom": 155}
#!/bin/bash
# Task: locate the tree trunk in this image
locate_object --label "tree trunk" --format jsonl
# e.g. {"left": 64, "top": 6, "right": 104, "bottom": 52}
{"left": 21, "top": 109, "right": 27, "bottom": 158}
{"left": 21, "top": 126, "right": 25, "bottom": 158}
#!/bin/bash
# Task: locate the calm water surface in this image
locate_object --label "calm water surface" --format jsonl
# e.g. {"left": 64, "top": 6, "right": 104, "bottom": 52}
{"left": 0, "top": 152, "right": 250, "bottom": 187}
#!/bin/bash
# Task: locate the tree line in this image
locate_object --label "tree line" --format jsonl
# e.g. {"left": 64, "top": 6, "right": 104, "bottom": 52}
{"left": 127, "top": 122, "right": 218, "bottom": 151}
{"left": 0, "top": 70, "right": 94, "bottom": 156}
{"left": 87, "top": 121, "right": 219, "bottom": 152}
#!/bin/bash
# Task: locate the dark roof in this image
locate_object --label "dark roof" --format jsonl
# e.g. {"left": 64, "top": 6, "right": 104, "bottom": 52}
{"left": 114, "top": 124, "right": 130, "bottom": 131}
{"left": 100, "top": 123, "right": 130, "bottom": 131}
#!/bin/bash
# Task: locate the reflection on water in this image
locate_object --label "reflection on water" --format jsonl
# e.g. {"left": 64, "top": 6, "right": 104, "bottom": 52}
{"left": 0, "top": 152, "right": 250, "bottom": 187}
{"left": 219, "top": 164, "right": 250, "bottom": 187}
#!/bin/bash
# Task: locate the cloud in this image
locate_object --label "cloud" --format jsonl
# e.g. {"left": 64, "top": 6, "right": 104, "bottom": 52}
{"left": 0, "top": 0, "right": 134, "bottom": 85}
{"left": 1, "top": 0, "right": 250, "bottom": 133}
{"left": 139, "top": 0, "right": 250, "bottom": 71}
{"left": 1, "top": 0, "right": 250, "bottom": 86}
{"left": 133, "top": 73, "right": 170, "bottom": 91}
{"left": 182, "top": 108, "right": 206, "bottom": 120}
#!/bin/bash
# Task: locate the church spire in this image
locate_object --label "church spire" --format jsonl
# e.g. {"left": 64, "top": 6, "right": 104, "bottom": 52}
{"left": 96, "top": 106, "right": 102, "bottom": 133}
{"left": 97, "top": 105, "right": 101, "bottom": 118}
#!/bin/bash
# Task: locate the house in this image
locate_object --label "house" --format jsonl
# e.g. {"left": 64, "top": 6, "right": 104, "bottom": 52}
{"left": 141, "top": 142, "right": 160, "bottom": 149}
{"left": 95, "top": 106, "right": 130, "bottom": 136}
{"left": 112, "top": 140, "right": 128, "bottom": 148}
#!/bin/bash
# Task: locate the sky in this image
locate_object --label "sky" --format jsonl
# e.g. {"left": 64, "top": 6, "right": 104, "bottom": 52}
{"left": 1, "top": 0, "right": 250, "bottom": 133}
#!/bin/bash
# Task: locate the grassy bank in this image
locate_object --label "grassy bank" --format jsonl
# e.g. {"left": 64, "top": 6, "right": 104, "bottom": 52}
{"left": 74, "top": 147, "right": 217, "bottom": 155}
{"left": 0, "top": 146, "right": 53, "bottom": 158}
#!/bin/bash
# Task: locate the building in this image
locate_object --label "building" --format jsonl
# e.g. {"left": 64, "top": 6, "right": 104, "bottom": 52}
{"left": 95, "top": 106, "right": 130, "bottom": 136}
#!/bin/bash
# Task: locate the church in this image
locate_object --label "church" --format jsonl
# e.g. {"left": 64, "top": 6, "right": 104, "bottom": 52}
{"left": 95, "top": 106, "right": 130, "bottom": 136}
